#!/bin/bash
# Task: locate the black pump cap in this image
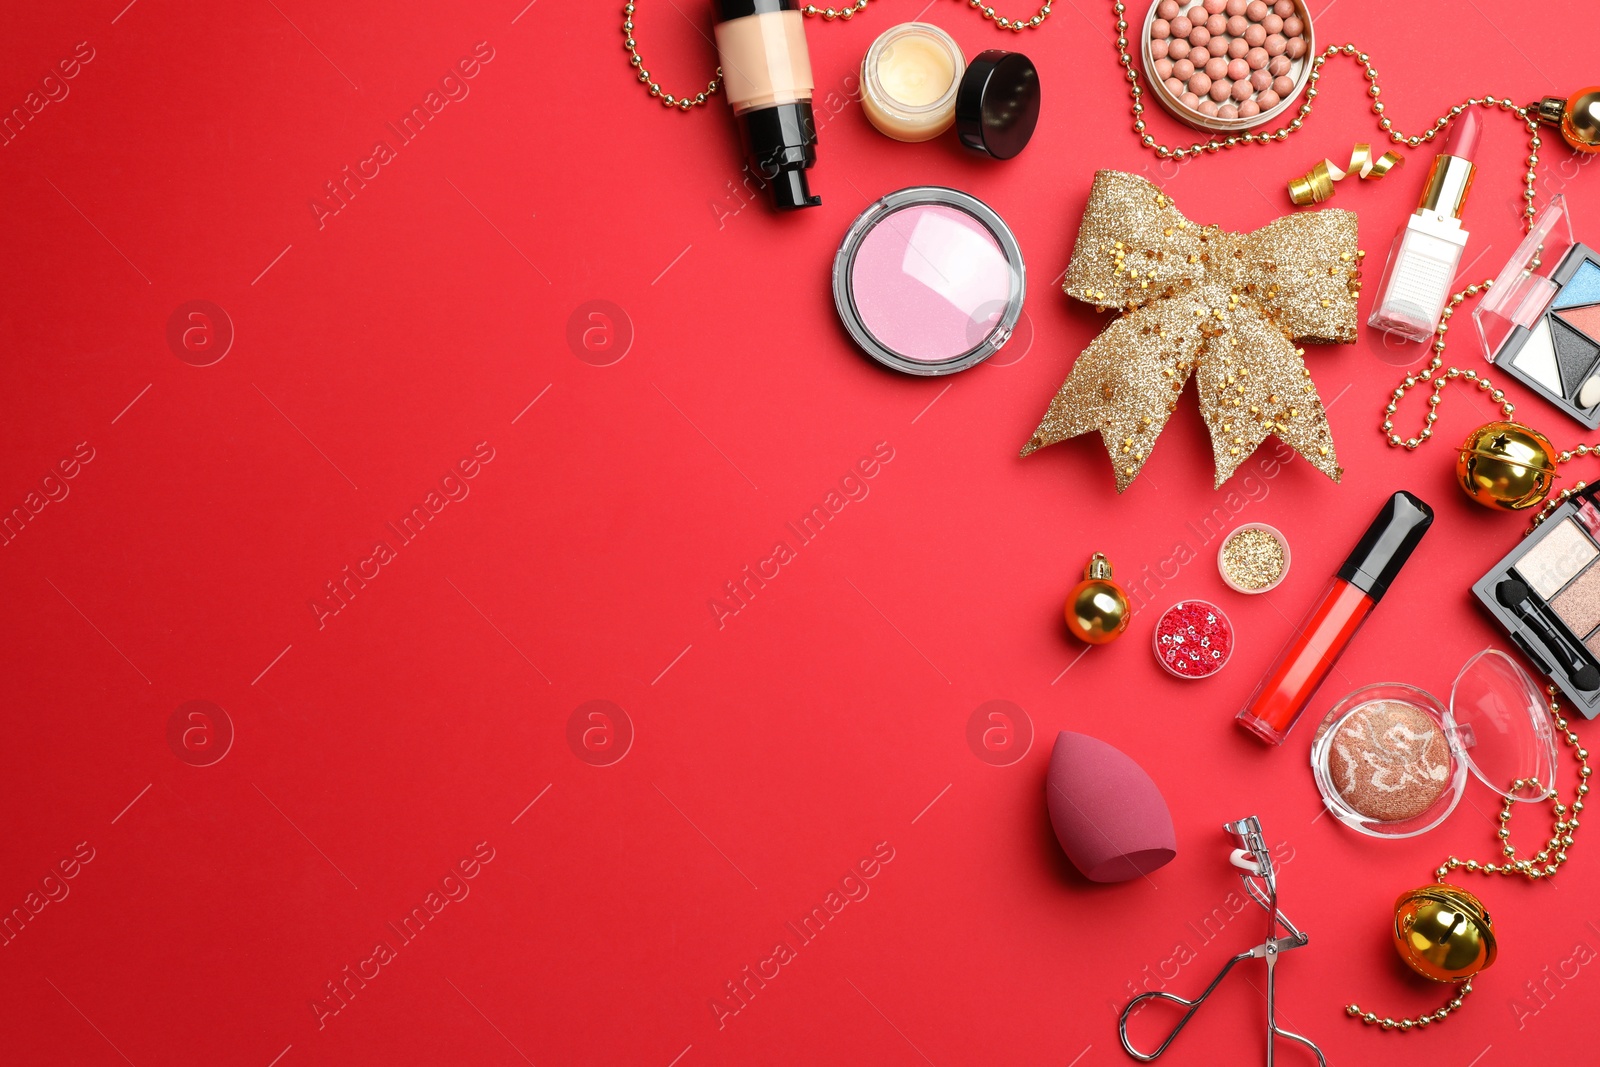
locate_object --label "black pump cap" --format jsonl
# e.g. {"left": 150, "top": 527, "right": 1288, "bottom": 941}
{"left": 738, "top": 101, "right": 820, "bottom": 209}
{"left": 1336, "top": 491, "right": 1434, "bottom": 602}
{"left": 954, "top": 50, "right": 1041, "bottom": 160}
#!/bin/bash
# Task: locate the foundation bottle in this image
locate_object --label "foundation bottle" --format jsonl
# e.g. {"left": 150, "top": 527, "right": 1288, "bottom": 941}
{"left": 713, "top": 0, "right": 821, "bottom": 209}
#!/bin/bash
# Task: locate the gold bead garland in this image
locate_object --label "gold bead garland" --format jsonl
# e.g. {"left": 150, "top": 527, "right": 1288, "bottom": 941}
{"left": 620, "top": 0, "right": 1053, "bottom": 112}
{"left": 1345, "top": 688, "right": 1591, "bottom": 1030}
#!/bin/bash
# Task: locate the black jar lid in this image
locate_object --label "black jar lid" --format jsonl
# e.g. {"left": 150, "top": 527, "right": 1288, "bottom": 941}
{"left": 954, "top": 50, "right": 1040, "bottom": 160}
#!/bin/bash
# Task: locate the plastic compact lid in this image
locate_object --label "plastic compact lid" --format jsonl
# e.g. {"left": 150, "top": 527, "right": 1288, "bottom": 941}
{"left": 1475, "top": 194, "right": 1576, "bottom": 363}
{"left": 954, "top": 50, "right": 1040, "bottom": 160}
{"left": 1449, "top": 648, "right": 1559, "bottom": 802}
{"left": 832, "top": 186, "right": 1026, "bottom": 376}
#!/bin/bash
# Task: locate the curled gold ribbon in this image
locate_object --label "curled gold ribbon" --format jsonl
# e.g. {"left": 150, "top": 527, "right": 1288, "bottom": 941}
{"left": 1288, "top": 143, "right": 1405, "bottom": 206}
{"left": 1022, "top": 170, "right": 1360, "bottom": 493}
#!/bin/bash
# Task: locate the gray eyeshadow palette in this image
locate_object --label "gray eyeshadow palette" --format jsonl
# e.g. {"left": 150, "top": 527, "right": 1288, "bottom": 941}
{"left": 1493, "top": 244, "right": 1600, "bottom": 428}
{"left": 1474, "top": 484, "right": 1600, "bottom": 718}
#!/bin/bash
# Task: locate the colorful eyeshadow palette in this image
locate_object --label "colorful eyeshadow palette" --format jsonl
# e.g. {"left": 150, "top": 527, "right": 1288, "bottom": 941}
{"left": 1487, "top": 244, "right": 1600, "bottom": 427}
{"left": 1474, "top": 484, "right": 1600, "bottom": 718}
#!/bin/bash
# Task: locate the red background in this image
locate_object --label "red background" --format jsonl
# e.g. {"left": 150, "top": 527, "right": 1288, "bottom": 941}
{"left": 3, "top": 1, "right": 1597, "bottom": 1064}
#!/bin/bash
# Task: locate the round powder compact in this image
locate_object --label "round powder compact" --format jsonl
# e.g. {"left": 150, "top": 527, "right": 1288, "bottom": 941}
{"left": 1310, "top": 651, "right": 1561, "bottom": 839}
{"left": 1218, "top": 523, "right": 1290, "bottom": 593}
{"left": 1152, "top": 599, "right": 1234, "bottom": 679}
{"left": 1324, "top": 698, "right": 1452, "bottom": 821}
{"left": 833, "top": 187, "right": 1026, "bottom": 376}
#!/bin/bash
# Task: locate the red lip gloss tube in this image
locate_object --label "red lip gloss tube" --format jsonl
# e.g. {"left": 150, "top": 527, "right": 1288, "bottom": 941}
{"left": 1236, "top": 491, "right": 1434, "bottom": 746}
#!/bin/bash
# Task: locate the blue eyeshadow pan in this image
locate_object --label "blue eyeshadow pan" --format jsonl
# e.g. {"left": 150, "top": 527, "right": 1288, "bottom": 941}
{"left": 1554, "top": 260, "right": 1600, "bottom": 310}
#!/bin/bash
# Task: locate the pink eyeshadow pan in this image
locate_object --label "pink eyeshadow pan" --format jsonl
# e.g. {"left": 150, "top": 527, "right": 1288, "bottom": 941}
{"left": 834, "top": 187, "right": 1026, "bottom": 376}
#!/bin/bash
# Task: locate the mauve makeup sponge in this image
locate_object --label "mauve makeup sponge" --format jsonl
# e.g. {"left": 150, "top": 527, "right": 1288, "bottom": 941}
{"left": 1047, "top": 731, "right": 1177, "bottom": 882}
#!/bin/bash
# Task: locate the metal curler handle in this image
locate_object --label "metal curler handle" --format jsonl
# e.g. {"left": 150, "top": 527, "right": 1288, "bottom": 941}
{"left": 1117, "top": 949, "right": 1255, "bottom": 1062}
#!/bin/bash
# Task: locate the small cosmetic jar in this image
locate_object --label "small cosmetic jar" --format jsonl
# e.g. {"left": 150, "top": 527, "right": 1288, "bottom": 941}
{"left": 1152, "top": 599, "right": 1234, "bottom": 679}
{"left": 832, "top": 186, "right": 1025, "bottom": 375}
{"left": 1140, "top": 0, "right": 1314, "bottom": 132}
{"left": 862, "top": 24, "right": 1041, "bottom": 157}
{"left": 862, "top": 23, "right": 966, "bottom": 142}
{"left": 1310, "top": 649, "right": 1559, "bottom": 839}
{"left": 1218, "top": 523, "right": 1290, "bottom": 594}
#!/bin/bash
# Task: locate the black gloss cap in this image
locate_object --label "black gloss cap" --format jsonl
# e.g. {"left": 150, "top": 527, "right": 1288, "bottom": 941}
{"left": 954, "top": 50, "right": 1040, "bottom": 160}
{"left": 1336, "top": 491, "right": 1434, "bottom": 602}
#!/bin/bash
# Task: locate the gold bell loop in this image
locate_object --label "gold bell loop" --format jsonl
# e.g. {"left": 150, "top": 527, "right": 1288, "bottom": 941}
{"left": 1393, "top": 884, "right": 1498, "bottom": 983}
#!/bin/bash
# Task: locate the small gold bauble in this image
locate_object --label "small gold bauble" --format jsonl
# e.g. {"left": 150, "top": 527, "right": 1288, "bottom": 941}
{"left": 1066, "top": 553, "right": 1131, "bottom": 644}
{"left": 1562, "top": 86, "right": 1600, "bottom": 154}
{"left": 1392, "top": 884, "right": 1497, "bottom": 983}
{"left": 1455, "top": 421, "right": 1557, "bottom": 511}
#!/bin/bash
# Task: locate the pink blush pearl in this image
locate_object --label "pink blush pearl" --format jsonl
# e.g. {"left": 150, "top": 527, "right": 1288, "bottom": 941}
{"left": 1225, "top": 0, "right": 1247, "bottom": 14}
{"left": 1244, "top": 24, "right": 1267, "bottom": 45}
{"left": 1286, "top": 36, "right": 1306, "bottom": 58}
{"left": 1168, "top": 38, "right": 1191, "bottom": 59}
{"left": 1237, "top": 99, "right": 1260, "bottom": 118}
{"left": 1261, "top": 13, "right": 1282, "bottom": 33}
{"left": 1218, "top": 102, "right": 1239, "bottom": 118}
{"left": 1155, "top": 57, "right": 1174, "bottom": 77}
{"left": 1246, "top": 46, "right": 1269, "bottom": 68}
{"left": 1173, "top": 58, "right": 1196, "bottom": 79}
{"left": 1282, "top": 15, "right": 1303, "bottom": 34}
{"left": 1271, "top": 74, "right": 1294, "bottom": 95}
{"left": 1231, "top": 79, "right": 1252, "bottom": 100}
{"left": 1267, "top": 54, "right": 1290, "bottom": 76}
{"left": 1166, "top": 77, "right": 1187, "bottom": 95}
{"left": 1265, "top": 33, "right": 1287, "bottom": 55}
{"left": 1151, "top": 17, "right": 1171, "bottom": 37}
{"left": 1169, "top": 15, "right": 1193, "bottom": 36}
{"left": 1151, "top": 38, "right": 1170, "bottom": 59}
{"left": 1245, "top": 0, "right": 1269, "bottom": 19}
{"left": 1227, "top": 58, "right": 1249, "bottom": 80}
{"left": 1272, "top": 0, "right": 1294, "bottom": 14}
{"left": 1157, "top": 0, "right": 1180, "bottom": 18}
{"left": 1189, "top": 25, "right": 1211, "bottom": 46}
{"left": 1228, "top": 37, "right": 1249, "bottom": 57}
{"left": 1206, "top": 13, "right": 1227, "bottom": 33}
{"left": 1249, "top": 67, "right": 1272, "bottom": 90}
{"left": 1205, "top": 56, "right": 1228, "bottom": 78}
{"left": 1188, "top": 72, "right": 1212, "bottom": 95}
{"left": 1189, "top": 45, "right": 1210, "bottom": 62}
{"left": 1180, "top": 91, "right": 1202, "bottom": 109}
{"left": 1226, "top": 13, "right": 1248, "bottom": 33}
{"left": 1204, "top": 0, "right": 1228, "bottom": 11}
{"left": 1256, "top": 89, "right": 1280, "bottom": 108}
{"left": 1198, "top": 98, "right": 1220, "bottom": 116}
{"left": 1209, "top": 78, "right": 1232, "bottom": 102}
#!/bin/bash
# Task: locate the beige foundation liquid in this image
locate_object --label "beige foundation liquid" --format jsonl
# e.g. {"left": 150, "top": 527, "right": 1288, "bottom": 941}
{"left": 713, "top": 0, "right": 821, "bottom": 209}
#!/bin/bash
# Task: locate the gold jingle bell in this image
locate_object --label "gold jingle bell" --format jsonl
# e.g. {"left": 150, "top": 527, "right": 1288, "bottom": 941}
{"left": 1066, "top": 553, "right": 1131, "bottom": 644}
{"left": 1535, "top": 87, "right": 1600, "bottom": 154}
{"left": 1456, "top": 421, "right": 1557, "bottom": 511}
{"left": 1392, "top": 884, "right": 1498, "bottom": 983}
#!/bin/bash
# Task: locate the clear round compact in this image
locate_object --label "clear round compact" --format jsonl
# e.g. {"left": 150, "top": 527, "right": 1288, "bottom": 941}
{"left": 1310, "top": 649, "right": 1559, "bottom": 838}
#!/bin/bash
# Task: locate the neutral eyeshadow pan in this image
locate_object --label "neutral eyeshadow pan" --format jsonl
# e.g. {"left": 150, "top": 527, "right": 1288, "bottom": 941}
{"left": 1518, "top": 518, "right": 1598, "bottom": 600}
{"left": 1327, "top": 699, "right": 1451, "bottom": 822}
{"left": 1553, "top": 563, "right": 1600, "bottom": 638}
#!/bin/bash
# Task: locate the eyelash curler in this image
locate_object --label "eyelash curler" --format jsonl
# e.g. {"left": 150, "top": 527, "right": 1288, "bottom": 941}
{"left": 1118, "top": 817, "right": 1327, "bottom": 1066}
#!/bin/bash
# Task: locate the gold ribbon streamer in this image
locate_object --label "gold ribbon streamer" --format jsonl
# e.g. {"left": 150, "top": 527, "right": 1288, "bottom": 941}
{"left": 1288, "top": 143, "right": 1405, "bottom": 206}
{"left": 1022, "top": 170, "right": 1360, "bottom": 493}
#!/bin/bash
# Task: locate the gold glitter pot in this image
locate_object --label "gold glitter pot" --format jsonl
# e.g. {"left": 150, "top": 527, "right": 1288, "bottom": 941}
{"left": 1218, "top": 522, "right": 1290, "bottom": 593}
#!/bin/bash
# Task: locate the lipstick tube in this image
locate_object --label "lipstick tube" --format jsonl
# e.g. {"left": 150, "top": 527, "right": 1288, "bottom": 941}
{"left": 713, "top": 0, "right": 821, "bottom": 210}
{"left": 1236, "top": 491, "right": 1434, "bottom": 746}
{"left": 1369, "top": 111, "right": 1480, "bottom": 343}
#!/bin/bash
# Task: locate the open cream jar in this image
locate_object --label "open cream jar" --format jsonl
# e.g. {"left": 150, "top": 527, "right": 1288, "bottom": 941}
{"left": 862, "top": 23, "right": 966, "bottom": 142}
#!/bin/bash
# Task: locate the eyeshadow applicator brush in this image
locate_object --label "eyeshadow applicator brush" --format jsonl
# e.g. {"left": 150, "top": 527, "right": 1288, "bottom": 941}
{"left": 1496, "top": 578, "right": 1600, "bottom": 691}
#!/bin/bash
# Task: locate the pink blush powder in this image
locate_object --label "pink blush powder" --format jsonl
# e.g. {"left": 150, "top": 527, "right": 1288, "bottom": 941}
{"left": 848, "top": 203, "right": 1013, "bottom": 363}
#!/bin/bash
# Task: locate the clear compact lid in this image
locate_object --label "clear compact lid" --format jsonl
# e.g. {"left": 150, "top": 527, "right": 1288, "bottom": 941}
{"left": 1475, "top": 195, "right": 1575, "bottom": 363}
{"left": 1449, "top": 648, "right": 1558, "bottom": 802}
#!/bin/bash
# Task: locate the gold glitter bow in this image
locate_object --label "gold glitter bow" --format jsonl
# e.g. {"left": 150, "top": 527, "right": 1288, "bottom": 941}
{"left": 1022, "top": 170, "right": 1360, "bottom": 493}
